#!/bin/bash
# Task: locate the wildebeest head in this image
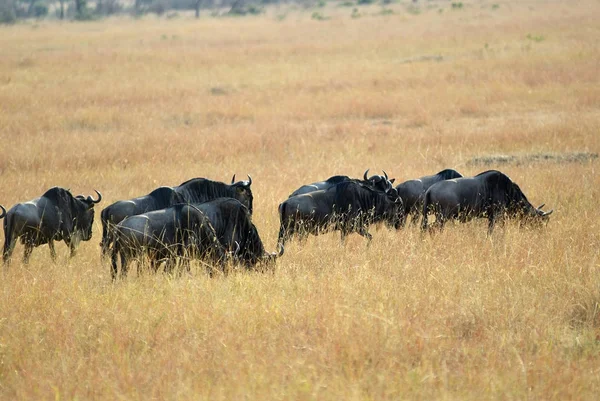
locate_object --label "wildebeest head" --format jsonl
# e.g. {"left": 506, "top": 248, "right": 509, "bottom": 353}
{"left": 363, "top": 169, "right": 395, "bottom": 192}
{"left": 506, "top": 182, "right": 553, "bottom": 225}
{"left": 74, "top": 190, "right": 102, "bottom": 240}
{"left": 384, "top": 187, "right": 405, "bottom": 229}
{"left": 230, "top": 174, "right": 254, "bottom": 214}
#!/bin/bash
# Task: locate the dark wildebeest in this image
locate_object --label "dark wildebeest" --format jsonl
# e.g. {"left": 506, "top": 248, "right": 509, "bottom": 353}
{"left": 3, "top": 187, "right": 102, "bottom": 265}
{"left": 395, "top": 169, "right": 463, "bottom": 226}
{"left": 100, "top": 175, "right": 253, "bottom": 255}
{"left": 278, "top": 181, "right": 404, "bottom": 246}
{"left": 421, "top": 170, "right": 553, "bottom": 234}
{"left": 194, "top": 198, "right": 284, "bottom": 268}
{"left": 110, "top": 204, "right": 226, "bottom": 279}
{"left": 288, "top": 169, "right": 395, "bottom": 198}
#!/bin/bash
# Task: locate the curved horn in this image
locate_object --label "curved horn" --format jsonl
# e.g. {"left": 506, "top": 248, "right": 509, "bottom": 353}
{"left": 247, "top": 174, "right": 252, "bottom": 186}
{"left": 231, "top": 174, "right": 236, "bottom": 184}
{"left": 363, "top": 169, "right": 370, "bottom": 181}
{"left": 537, "top": 203, "right": 545, "bottom": 210}
{"left": 542, "top": 209, "right": 553, "bottom": 217}
{"left": 382, "top": 170, "right": 388, "bottom": 180}
{"left": 270, "top": 243, "right": 285, "bottom": 259}
{"left": 91, "top": 190, "right": 102, "bottom": 204}
{"left": 0, "top": 205, "right": 6, "bottom": 219}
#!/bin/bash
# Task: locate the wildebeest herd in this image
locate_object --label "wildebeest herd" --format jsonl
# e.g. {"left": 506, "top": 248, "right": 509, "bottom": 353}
{"left": 0, "top": 169, "right": 553, "bottom": 279}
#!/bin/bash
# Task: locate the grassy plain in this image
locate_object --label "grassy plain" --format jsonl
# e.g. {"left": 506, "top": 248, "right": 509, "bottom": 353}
{"left": 1, "top": 0, "right": 600, "bottom": 399}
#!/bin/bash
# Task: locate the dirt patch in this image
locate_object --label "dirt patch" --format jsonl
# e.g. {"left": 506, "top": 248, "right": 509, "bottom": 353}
{"left": 467, "top": 152, "right": 598, "bottom": 167}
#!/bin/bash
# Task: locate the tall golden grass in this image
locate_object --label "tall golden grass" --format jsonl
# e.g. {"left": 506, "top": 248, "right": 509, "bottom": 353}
{"left": 1, "top": 0, "right": 599, "bottom": 398}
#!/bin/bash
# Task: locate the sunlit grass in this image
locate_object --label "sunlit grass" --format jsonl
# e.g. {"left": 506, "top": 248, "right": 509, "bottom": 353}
{"left": 0, "top": 0, "right": 599, "bottom": 399}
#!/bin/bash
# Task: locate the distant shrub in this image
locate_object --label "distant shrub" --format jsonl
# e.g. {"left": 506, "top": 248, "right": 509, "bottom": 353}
{"left": 405, "top": 4, "right": 420, "bottom": 14}
{"left": 378, "top": 7, "right": 393, "bottom": 15}
{"left": 338, "top": 0, "right": 354, "bottom": 6}
{"left": 491, "top": 3, "right": 499, "bottom": 9}
{"left": 451, "top": 2, "right": 463, "bottom": 9}
{"left": 311, "top": 11, "right": 328, "bottom": 20}
{"left": 351, "top": 7, "right": 359, "bottom": 18}
{"left": 317, "top": 0, "right": 326, "bottom": 7}
{"left": 148, "top": 0, "right": 168, "bottom": 15}
{"left": 0, "top": 0, "right": 16, "bottom": 23}
{"left": 526, "top": 33, "right": 545, "bottom": 42}
{"left": 357, "top": 0, "right": 373, "bottom": 4}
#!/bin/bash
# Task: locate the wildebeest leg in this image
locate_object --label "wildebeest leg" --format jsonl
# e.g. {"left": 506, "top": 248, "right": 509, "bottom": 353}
{"left": 120, "top": 251, "right": 129, "bottom": 278}
{"left": 23, "top": 243, "right": 34, "bottom": 264}
{"left": 111, "top": 248, "right": 119, "bottom": 280}
{"left": 68, "top": 236, "right": 80, "bottom": 258}
{"left": 358, "top": 226, "right": 373, "bottom": 243}
{"left": 487, "top": 212, "right": 496, "bottom": 235}
{"left": 48, "top": 240, "right": 57, "bottom": 262}
{"left": 3, "top": 236, "right": 16, "bottom": 266}
{"left": 410, "top": 209, "right": 420, "bottom": 227}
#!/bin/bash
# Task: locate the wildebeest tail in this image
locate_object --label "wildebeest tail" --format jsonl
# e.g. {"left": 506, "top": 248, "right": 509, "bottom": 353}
{"left": 3, "top": 210, "right": 16, "bottom": 265}
{"left": 421, "top": 190, "right": 431, "bottom": 231}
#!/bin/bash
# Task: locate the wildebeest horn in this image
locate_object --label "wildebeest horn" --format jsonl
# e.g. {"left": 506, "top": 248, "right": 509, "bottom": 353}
{"left": 91, "top": 190, "right": 102, "bottom": 204}
{"left": 247, "top": 174, "right": 252, "bottom": 186}
{"left": 537, "top": 203, "right": 545, "bottom": 210}
{"left": 363, "top": 169, "right": 369, "bottom": 181}
{"left": 270, "top": 243, "right": 285, "bottom": 258}
{"left": 231, "top": 174, "right": 236, "bottom": 184}
{"left": 382, "top": 170, "right": 388, "bottom": 180}
{"left": 542, "top": 209, "right": 553, "bottom": 217}
{"left": 0, "top": 205, "right": 6, "bottom": 219}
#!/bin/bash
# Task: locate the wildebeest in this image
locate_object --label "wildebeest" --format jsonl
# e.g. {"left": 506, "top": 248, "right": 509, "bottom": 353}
{"left": 3, "top": 187, "right": 102, "bottom": 265}
{"left": 100, "top": 175, "right": 253, "bottom": 255}
{"left": 110, "top": 203, "right": 226, "bottom": 279}
{"left": 194, "top": 198, "right": 284, "bottom": 267}
{"left": 395, "top": 169, "right": 463, "bottom": 226}
{"left": 421, "top": 170, "right": 553, "bottom": 234}
{"left": 288, "top": 169, "right": 395, "bottom": 198}
{"left": 278, "top": 180, "right": 404, "bottom": 245}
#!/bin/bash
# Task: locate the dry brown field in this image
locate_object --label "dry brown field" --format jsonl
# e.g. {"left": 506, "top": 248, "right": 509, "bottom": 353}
{"left": 1, "top": 0, "right": 599, "bottom": 398}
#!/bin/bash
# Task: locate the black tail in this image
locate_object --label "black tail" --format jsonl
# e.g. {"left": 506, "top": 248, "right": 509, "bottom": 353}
{"left": 3, "top": 211, "right": 15, "bottom": 266}
{"left": 421, "top": 191, "right": 431, "bottom": 231}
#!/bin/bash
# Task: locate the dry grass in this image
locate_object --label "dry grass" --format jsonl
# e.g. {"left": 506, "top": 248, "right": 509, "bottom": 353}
{"left": 1, "top": 0, "right": 600, "bottom": 399}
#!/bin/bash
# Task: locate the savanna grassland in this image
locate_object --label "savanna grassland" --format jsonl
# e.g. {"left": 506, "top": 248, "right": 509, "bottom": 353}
{"left": 1, "top": 0, "right": 600, "bottom": 398}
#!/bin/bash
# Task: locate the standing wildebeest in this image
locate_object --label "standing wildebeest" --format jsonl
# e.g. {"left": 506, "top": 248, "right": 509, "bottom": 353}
{"left": 110, "top": 204, "right": 226, "bottom": 279}
{"left": 100, "top": 175, "right": 253, "bottom": 255}
{"left": 288, "top": 169, "right": 395, "bottom": 197}
{"left": 278, "top": 181, "right": 404, "bottom": 246}
{"left": 421, "top": 170, "right": 553, "bottom": 234}
{"left": 395, "top": 169, "right": 463, "bottom": 226}
{"left": 3, "top": 187, "right": 102, "bottom": 265}
{"left": 194, "top": 198, "right": 284, "bottom": 267}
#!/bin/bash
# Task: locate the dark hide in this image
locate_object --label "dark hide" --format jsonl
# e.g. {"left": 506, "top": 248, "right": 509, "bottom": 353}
{"left": 421, "top": 170, "right": 552, "bottom": 234}
{"left": 278, "top": 181, "right": 404, "bottom": 245}
{"left": 194, "top": 198, "right": 283, "bottom": 268}
{"left": 111, "top": 204, "right": 225, "bottom": 279}
{"left": 3, "top": 187, "right": 101, "bottom": 265}
{"left": 395, "top": 168, "right": 463, "bottom": 226}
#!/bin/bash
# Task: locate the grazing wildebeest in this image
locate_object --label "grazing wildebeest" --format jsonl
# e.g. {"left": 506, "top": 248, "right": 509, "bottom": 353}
{"left": 421, "top": 170, "right": 553, "bottom": 234}
{"left": 194, "top": 198, "right": 284, "bottom": 267}
{"left": 395, "top": 169, "right": 463, "bottom": 226}
{"left": 100, "top": 175, "right": 253, "bottom": 255}
{"left": 288, "top": 169, "right": 395, "bottom": 198}
{"left": 3, "top": 187, "right": 102, "bottom": 265}
{"left": 110, "top": 204, "right": 226, "bottom": 279}
{"left": 278, "top": 181, "right": 404, "bottom": 246}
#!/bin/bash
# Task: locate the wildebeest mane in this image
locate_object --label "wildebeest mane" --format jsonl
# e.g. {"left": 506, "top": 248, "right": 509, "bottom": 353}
{"left": 436, "top": 169, "right": 463, "bottom": 180}
{"left": 175, "top": 179, "right": 237, "bottom": 204}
